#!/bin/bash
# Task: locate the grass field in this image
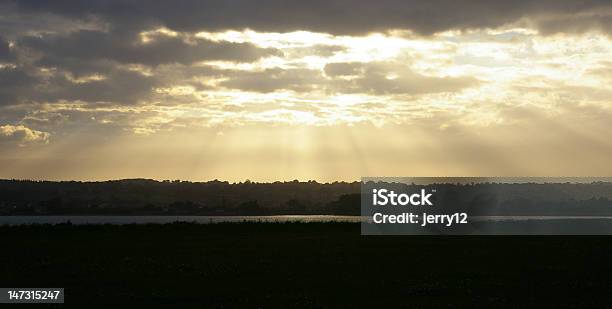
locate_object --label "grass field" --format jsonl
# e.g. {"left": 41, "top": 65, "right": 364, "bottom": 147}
{"left": 1, "top": 222, "right": 611, "bottom": 307}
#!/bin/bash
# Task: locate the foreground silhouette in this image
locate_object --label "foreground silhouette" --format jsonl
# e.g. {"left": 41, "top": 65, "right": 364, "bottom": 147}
{"left": 1, "top": 222, "right": 611, "bottom": 306}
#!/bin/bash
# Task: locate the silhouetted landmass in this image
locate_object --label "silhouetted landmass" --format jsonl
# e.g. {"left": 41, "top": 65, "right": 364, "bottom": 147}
{"left": 0, "top": 179, "right": 360, "bottom": 215}
{"left": 1, "top": 222, "right": 612, "bottom": 306}
{"left": 1, "top": 179, "right": 612, "bottom": 215}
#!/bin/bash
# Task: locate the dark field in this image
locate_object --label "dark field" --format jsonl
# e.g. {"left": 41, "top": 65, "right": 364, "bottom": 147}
{"left": 1, "top": 223, "right": 612, "bottom": 307}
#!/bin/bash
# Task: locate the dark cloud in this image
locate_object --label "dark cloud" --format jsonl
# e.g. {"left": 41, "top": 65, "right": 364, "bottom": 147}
{"left": 0, "top": 66, "right": 37, "bottom": 105}
{"left": 0, "top": 1, "right": 104, "bottom": 40}
{"left": 0, "top": 1, "right": 604, "bottom": 108}
{"left": 1, "top": 26, "right": 278, "bottom": 106}
{"left": 0, "top": 35, "right": 12, "bottom": 60}
{"left": 33, "top": 57, "right": 115, "bottom": 77}
{"left": 220, "top": 62, "right": 479, "bottom": 95}
{"left": 20, "top": 30, "right": 280, "bottom": 69}
{"left": 0, "top": 64, "right": 158, "bottom": 106}
{"left": 341, "top": 62, "right": 480, "bottom": 95}
{"left": 536, "top": 15, "right": 612, "bottom": 35}
{"left": 220, "top": 68, "right": 325, "bottom": 93}
{"left": 37, "top": 69, "right": 157, "bottom": 104}
{"left": 10, "top": 0, "right": 612, "bottom": 35}
{"left": 327, "top": 62, "right": 480, "bottom": 95}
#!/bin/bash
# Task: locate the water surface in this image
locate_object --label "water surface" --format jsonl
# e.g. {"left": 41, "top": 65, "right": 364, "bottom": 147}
{"left": 0, "top": 215, "right": 363, "bottom": 225}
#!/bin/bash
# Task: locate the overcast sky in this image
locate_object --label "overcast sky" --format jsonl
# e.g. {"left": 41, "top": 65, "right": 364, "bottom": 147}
{"left": 1, "top": 0, "right": 612, "bottom": 181}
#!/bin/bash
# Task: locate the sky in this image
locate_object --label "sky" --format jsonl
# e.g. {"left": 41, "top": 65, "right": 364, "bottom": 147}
{"left": 1, "top": 0, "right": 612, "bottom": 182}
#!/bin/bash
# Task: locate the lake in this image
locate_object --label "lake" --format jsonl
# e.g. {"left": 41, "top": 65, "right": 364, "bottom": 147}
{"left": 3, "top": 215, "right": 612, "bottom": 235}
{"left": 0, "top": 215, "right": 363, "bottom": 225}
